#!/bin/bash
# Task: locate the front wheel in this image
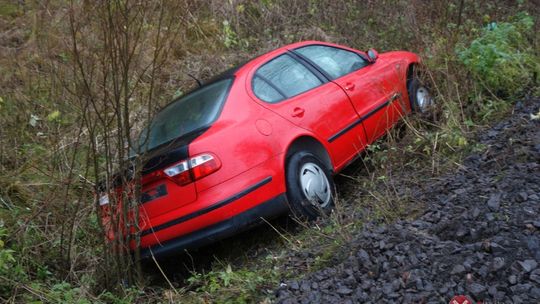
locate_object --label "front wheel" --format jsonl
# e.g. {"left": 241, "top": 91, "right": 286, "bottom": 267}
{"left": 408, "top": 75, "right": 433, "bottom": 113}
{"left": 285, "top": 151, "right": 335, "bottom": 220}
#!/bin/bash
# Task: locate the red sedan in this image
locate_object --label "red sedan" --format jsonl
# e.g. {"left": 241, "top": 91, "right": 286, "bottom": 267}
{"left": 99, "top": 41, "right": 432, "bottom": 258}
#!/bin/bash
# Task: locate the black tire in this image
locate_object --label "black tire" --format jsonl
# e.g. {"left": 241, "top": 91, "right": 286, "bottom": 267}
{"left": 408, "top": 74, "right": 433, "bottom": 113}
{"left": 285, "top": 151, "right": 335, "bottom": 220}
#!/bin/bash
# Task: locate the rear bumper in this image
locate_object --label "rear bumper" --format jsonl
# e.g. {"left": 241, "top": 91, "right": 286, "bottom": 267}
{"left": 135, "top": 151, "right": 287, "bottom": 251}
{"left": 138, "top": 193, "right": 288, "bottom": 259}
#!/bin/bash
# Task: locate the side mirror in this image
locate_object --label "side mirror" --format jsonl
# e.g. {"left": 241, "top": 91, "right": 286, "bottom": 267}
{"left": 367, "top": 48, "right": 379, "bottom": 63}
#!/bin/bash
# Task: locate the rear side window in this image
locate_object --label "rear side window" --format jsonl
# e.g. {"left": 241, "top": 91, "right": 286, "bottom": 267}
{"left": 253, "top": 54, "right": 322, "bottom": 103}
{"left": 138, "top": 78, "right": 233, "bottom": 152}
{"left": 295, "top": 45, "right": 367, "bottom": 79}
{"left": 252, "top": 76, "right": 283, "bottom": 103}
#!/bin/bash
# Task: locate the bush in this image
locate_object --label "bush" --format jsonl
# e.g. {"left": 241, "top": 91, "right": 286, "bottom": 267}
{"left": 186, "top": 264, "right": 276, "bottom": 303}
{"left": 457, "top": 12, "right": 539, "bottom": 97}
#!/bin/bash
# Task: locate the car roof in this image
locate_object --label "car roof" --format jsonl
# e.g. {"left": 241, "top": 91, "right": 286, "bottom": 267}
{"left": 230, "top": 40, "right": 368, "bottom": 78}
{"left": 166, "top": 41, "right": 347, "bottom": 109}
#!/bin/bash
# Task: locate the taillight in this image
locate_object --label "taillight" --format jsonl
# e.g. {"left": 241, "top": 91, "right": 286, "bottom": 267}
{"left": 190, "top": 154, "right": 221, "bottom": 180}
{"left": 97, "top": 192, "right": 111, "bottom": 219}
{"left": 164, "top": 153, "right": 221, "bottom": 185}
{"left": 98, "top": 193, "right": 110, "bottom": 206}
{"left": 163, "top": 160, "right": 191, "bottom": 185}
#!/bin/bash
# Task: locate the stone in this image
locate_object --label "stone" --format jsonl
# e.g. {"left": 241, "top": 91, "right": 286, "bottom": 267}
{"left": 424, "top": 281, "right": 434, "bottom": 292}
{"left": 382, "top": 283, "right": 394, "bottom": 294}
{"left": 472, "top": 207, "right": 481, "bottom": 218}
{"left": 336, "top": 287, "right": 353, "bottom": 295}
{"left": 492, "top": 257, "right": 506, "bottom": 271}
{"left": 360, "top": 280, "right": 371, "bottom": 290}
{"left": 490, "top": 242, "right": 507, "bottom": 254}
{"left": 510, "top": 283, "right": 532, "bottom": 294}
{"left": 517, "top": 192, "right": 528, "bottom": 201}
{"left": 511, "top": 295, "right": 524, "bottom": 304}
{"left": 438, "top": 285, "right": 449, "bottom": 294}
{"left": 357, "top": 249, "right": 371, "bottom": 265}
{"left": 488, "top": 285, "right": 498, "bottom": 297}
{"left": 530, "top": 287, "right": 540, "bottom": 299}
{"left": 530, "top": 269, "right": 540, "bottom": 284}
{"left": 451, "top": 264, "right": 466, "bottom": 275}
{"left": 487, "top": 193, "right": 501, "bottom": 211}
{"left": 477, "top": 265, "right": 489, "bottom": 278}
{"left": 300, "top": 282, "right": 310, "bottom": 292}
{"left": 468, "top": 283, "right": 486, "bottom": 298}
{"left": 518, "top": 260, "right": 538, "bottom": 273}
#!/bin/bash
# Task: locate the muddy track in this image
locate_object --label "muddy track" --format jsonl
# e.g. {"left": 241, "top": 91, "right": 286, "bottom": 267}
{"left": 276, "top": 97, "right": 540, "bottom": 303}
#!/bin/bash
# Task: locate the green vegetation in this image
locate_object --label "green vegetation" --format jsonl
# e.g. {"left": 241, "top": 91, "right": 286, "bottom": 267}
{"left": 186, "top": 264, "right": 276, "bottom": 303}
{"left": 0, "top": 0, "right": 538, "bottom": 302}
{"left": 457, "top": 12, "right": 539, "bottom": 98}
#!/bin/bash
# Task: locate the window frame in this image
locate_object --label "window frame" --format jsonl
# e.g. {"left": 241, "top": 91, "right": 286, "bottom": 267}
{"left": 291, "top": 44, "right": 370, "bottom": 81}
{"left": 251, "top": 53, "right": 328, "bottom": 104}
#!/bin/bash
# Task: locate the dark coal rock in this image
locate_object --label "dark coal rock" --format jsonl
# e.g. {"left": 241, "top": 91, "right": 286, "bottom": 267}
{"left": 491, "top": 257, "right": 506, "bottom": 271}
{"left": 275, "top": 98, "right": 540, "bottom": 303}
{"left": 468, "top": 283, "right": 487, "bottom": 298}
{"left": 451, "top": 264, "right": 466, "bottom": 275}
{"left": 487, "top": 193, "right": 501, "bottom": 211}
{"left": 519, "top": 260, "right": 538, "bottom": 273}
{"left": 531, "top": 269, "right": 540, "bottom": 285}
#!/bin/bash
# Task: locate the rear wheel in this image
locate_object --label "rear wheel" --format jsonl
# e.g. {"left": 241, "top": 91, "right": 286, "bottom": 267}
{"left": 285, "top": 151, "right": 335, "bottom": 220}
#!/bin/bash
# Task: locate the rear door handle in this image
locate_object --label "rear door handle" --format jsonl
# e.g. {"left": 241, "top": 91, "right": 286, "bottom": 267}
{"left": 291, "top": 107, "right": 305, "bottom": 118}
{"left": 344, "top": 83, "right": 355, "bottom": 91}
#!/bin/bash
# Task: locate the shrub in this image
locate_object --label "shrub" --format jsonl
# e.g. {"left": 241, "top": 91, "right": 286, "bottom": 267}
{"left": 457, "top": 12, "right": 539, "bottom": 97}
{"left": 0, "top": 226, "right": 27, "bottom": 297}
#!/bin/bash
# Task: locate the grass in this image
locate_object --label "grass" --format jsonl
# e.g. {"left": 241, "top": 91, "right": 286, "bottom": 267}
{"left": 0, "top": 3, "right": 21, "bottom": 18}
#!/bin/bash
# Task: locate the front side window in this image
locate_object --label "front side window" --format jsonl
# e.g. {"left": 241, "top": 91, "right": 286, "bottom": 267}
{"left": 137, "top": 78, "right": 233, "bottom": 152}
{"left": 253, "top": 54, "right": 322, "bottom": 103}
{"left": 295, "top": 45, "right": 367, "bottom": 79}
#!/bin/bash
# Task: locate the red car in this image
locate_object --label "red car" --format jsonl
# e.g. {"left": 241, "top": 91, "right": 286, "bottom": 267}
{"left": 99, "top": 41, "right": 432, "bottom": 258}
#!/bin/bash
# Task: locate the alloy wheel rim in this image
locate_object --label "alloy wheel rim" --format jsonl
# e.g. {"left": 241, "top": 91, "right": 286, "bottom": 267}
{"left": 299, "top": 162, "right": 331, "bottom": 208}
{"left": 416, "top": 86, "right": 432, "bottom": 112}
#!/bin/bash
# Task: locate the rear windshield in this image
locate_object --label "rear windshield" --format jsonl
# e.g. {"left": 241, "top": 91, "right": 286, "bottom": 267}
{"left": 136, "top": 78, "right": 233, "bottom": 153}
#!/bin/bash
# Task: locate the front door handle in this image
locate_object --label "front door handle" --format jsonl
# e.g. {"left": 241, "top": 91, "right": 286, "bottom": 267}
{"left": 292, "top": 107, "right": 305, "bottom": 118}
{"left": 344, "top": 82, "right": 355, "bottom": 91}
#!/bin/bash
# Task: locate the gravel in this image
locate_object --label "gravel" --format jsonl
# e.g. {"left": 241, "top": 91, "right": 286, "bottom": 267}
{"left": 275, "top": 98, "right": 540, "bottom": 303}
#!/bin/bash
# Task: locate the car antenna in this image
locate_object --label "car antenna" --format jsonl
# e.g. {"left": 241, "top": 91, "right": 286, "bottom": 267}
{"left": 187, "top": 73, "right": 202, "bottom": 87}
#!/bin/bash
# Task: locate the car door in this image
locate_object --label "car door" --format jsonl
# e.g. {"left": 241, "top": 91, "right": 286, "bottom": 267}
{"left": 293, "top": 45, "right": 401, "bottom": 143}
{"left": 249, "top": 53, "right": 368, "bottom": 168}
